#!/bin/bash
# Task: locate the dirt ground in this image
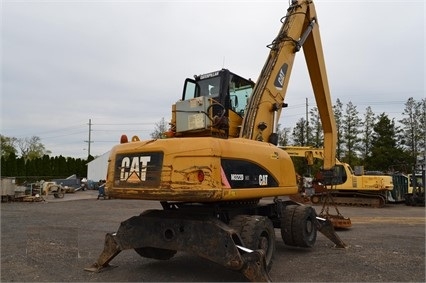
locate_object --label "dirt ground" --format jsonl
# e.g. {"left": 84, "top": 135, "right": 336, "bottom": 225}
{"left": 1, "top": 190, "right": 425, "bottom": 282}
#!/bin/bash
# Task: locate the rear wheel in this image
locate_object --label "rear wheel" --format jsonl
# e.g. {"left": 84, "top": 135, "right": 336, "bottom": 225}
{"left": 281, "top": 205, "right": 317, "bottom": 247}
{"left": 134, "top": 247, "right": 177, "bottom": 260}
{"left": 229, "top": 215, "right": 275, "bottom": 268}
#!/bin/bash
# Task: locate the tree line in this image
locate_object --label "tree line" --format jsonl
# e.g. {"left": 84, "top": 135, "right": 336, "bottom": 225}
{"left": 1, "top": 136, "right": 91, "bottom": 184}
{"left": 151, "top": 98, "right": 425, "bottom": 173}
{"left": 278, "top": 97, "right": 425, "bottom": 173}
{"left": 2, "top": 97, "right": 424, "bottom": 183}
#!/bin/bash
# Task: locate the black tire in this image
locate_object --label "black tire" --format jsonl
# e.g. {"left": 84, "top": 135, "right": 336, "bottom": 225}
{"left": 134, "top": 247, "right": 177, "bottom": 260}
{"left": 53, "top": 187, "right": 65, "bottom": 199}
{"left": 229, "top": 215, "right": 276, "bottom": 268}
{"left": 281, "top": 205, "right": 298, "bottom": 246}
{"left": 281, "top": 205, "right": 317, "bottom": 248}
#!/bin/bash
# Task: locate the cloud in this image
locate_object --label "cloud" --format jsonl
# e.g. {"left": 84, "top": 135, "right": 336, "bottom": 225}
{"left": 1, "top": 0, "right": 424, "bottom": 158}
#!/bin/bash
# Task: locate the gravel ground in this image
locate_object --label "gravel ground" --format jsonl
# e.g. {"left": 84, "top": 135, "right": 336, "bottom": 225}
{"left": 1, "top": 190, "right": 425, "bottom": 282}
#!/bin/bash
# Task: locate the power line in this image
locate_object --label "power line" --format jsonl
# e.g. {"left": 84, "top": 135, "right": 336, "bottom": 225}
{"left": 92, "top": 129, "right": 152, "bottom": 132}
{"left": 92, "top": 122, "right": 157, "bottom": 126}
{"left": 42, "top": 130, "right": 87, "bottom": 140}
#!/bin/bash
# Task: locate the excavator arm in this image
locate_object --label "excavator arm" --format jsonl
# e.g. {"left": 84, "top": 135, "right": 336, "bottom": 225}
{"left": 240, "top": 0, "right": 336, "bottom": 170}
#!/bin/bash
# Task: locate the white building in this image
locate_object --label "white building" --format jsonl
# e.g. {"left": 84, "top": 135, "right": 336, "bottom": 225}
{"left": 87, "top": 151, "right": 110, "bottom": 182}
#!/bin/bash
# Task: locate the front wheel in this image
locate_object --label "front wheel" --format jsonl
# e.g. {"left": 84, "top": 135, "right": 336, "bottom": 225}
{"left": 229, "top": 215, "right": 276, "bottom": 268}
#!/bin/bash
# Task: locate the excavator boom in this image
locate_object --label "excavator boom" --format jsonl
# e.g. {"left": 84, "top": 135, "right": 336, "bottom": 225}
{"left": 240, "top": 0, "right": 336, "bottom": 170}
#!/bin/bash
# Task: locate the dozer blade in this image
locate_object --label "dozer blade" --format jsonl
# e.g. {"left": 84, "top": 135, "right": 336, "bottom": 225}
{"left": 315, "top": 216, "right": 347, "bottom": 248}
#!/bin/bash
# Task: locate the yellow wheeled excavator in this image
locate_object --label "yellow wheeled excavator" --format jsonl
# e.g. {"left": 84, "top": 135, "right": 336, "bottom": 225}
{"left": 85, "top": 0, "right": 347, "bottom": 281}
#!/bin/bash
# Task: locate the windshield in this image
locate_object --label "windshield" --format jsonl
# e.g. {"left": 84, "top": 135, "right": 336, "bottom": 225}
{"left": 229, "top": 74, "right": 252, "bottom": 116}
{"left": 198, "top": 76, "right": 221, "bottom": 97}
{"left": 182, "top": 71, "right": 221, "bottom": 100}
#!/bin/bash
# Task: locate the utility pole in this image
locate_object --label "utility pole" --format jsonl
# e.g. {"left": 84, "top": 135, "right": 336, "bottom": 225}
{"left": 84, "top": 119, "right": 93, "bottom": 158}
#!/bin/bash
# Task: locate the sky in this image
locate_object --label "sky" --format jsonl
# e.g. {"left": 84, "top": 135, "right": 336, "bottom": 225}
{"left": 1, "top": 0, "right": 425, "bottom": 159}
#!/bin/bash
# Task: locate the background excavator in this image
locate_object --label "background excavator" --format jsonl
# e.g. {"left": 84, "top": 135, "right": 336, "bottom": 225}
{"left": 282, "top": 146, "right": 393, "bottom": 208}
{"left": 86, "top": 0, "right": 347, "bottom": 281}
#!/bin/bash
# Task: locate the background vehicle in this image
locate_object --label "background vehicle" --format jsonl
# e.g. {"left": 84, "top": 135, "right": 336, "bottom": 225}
{"left": 282, "top": 146, "right": 393, "bottom": 207}
{"left": 404, "top": 169, "right": 425, "bottom": 206}
{"left": 392, "top": 171, "right": 425, "bottom": 206}
{"left": 86, "top": 1, "right": 346, "bottom": 281}
{"left": 393, "top": 158, "right": 425, "bottom": 206}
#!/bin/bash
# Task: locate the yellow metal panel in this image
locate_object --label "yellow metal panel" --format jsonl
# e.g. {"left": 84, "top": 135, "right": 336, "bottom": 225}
{"left": 106, "top": 137, "right": 298, "bottom": 202}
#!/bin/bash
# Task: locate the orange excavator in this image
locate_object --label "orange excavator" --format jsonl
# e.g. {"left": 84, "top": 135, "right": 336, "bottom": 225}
{"left": 85, "top": 0, "right": 347, "bottom": 281}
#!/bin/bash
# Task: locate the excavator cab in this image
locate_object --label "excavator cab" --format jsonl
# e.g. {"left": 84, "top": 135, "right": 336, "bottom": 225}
{"left": 171, "top": 69, "right": 254, "bottom": 138}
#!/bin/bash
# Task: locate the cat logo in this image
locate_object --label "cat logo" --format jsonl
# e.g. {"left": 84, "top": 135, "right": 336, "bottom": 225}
{"left": 259, "top": 174, "right": 268, "bottom": 186}
{"left": 274, "top": 63, "right": 288, "bottom": 90}
{"left": 120, "top": 156, "right": 151, "bottom": 183}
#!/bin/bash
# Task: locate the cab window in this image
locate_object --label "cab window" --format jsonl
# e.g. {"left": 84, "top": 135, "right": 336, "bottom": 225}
{"left": 229, "top": 74, "right": 253, "bottom": 116}
{"left": 182, "top": 76, "right": 221, "bottom": 100}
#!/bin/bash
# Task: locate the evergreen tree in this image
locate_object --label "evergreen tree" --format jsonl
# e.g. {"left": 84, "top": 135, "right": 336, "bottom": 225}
{"left": 365, "top": 113, "right": 410, "bottom": 171}
{"left": 55, "top": 155, "right": 68, "bottom": 177}
{"left": 333, "top": 98, "right": 344, "bottom": 160}
{"left": 2, "top": 152, "right": 18, "bottom": 177}
{"left": 25, "top": 159, "right": 37, "bottom": 178}
{"left": 399, "top": 97, "right": 425, "bottom": 160}
{"left": 40, "top": 155, "right": 51, "bottom": 177}
{"left": 66, "top": 157, "right": 77, "bottom": 177}
{"left": 87, "top": 155, "right": 95, "bottom": 163}
{"left": 342, "top": 101, "right": 361, "bottom": 166}
{"left": 16, "top": 157, "right": 25, "bottom": 178}
{"left": 309, "top": 106, "right": 323, "bottom": 147}
{"left": 1, "top": 156, "right": 6, "bottom": 176}
{"left": 75, "top": 158, "right": 88, "bottom": 177}
{"left": 360, "top": 106, "right": 375, "bottom": 161}
{"left": 292, "top": 118, "right": 307, "bottom": 146}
